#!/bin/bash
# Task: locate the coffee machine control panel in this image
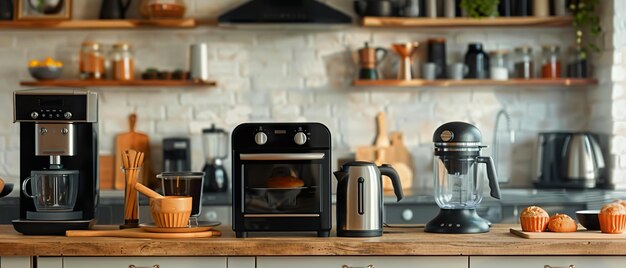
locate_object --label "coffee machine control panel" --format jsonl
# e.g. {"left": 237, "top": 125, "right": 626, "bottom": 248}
{"left": 14, "top": 90, "right": 97, "bottom": 123}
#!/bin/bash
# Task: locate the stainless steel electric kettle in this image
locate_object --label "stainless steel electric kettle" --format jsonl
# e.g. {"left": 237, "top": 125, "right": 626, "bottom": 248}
{"left": 334, "top": 161, "right": 403, "bottom": 237}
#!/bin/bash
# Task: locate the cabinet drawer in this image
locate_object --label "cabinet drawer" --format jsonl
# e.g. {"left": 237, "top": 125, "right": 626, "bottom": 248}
{"left": 258, "top": 256, "right": 468, "bottom": 268}
{"left": 471, "top": 256, "right": 626, "bottom": 268}
{"left": 63, "top": 257, "right": 227, "bottom": 268}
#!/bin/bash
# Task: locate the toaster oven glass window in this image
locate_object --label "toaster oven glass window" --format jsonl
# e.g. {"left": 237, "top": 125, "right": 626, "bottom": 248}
{"left": 243, "top": 162, "right": 322, "bottom": 213}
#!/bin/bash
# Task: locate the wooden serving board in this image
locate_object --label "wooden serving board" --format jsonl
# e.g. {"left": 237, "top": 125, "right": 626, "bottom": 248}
{"left": 510, "top": 228, "right": 626, "bottom": 239}
{"left": 114, "top": 114, "right": 152, "bottom": 189}
{"left": 66, "top": 228, "right": 221, "bottom": 239}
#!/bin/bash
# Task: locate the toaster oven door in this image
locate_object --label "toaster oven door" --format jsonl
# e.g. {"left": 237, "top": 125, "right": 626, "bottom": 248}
{"left": 238, "top": 152, "right": 327, "bottom": 215}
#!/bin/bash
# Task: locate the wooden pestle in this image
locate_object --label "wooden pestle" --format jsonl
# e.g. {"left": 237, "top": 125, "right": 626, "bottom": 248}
{"left": 134, "top": 182, "right": 163, "bottom": 199}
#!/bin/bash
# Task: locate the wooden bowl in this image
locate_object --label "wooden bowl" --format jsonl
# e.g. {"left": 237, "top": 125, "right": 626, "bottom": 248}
{"left": 150, "top": 196, "right": 192, "bottom": 228}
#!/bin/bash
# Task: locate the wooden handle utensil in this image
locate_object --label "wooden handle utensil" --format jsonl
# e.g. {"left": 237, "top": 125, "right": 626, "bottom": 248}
{"left": 135, "top": 182, "right": 163, "bottom": 199}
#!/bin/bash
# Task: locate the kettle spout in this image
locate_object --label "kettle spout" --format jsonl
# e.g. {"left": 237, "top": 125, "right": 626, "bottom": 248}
{"left": 333, "top": 170, "right": 347, "bottom": 181}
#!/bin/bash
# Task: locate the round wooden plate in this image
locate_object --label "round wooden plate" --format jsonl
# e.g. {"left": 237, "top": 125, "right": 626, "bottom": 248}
{"left": 140, "top": 221, "right": 220, "bottom": 233}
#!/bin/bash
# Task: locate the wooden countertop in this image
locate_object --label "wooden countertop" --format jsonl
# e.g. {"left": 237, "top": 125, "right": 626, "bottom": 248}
{"left": 0, "top": 225, "right": 625, "bottom": 256}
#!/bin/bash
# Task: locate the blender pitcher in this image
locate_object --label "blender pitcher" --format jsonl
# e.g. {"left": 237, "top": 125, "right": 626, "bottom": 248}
{"left": 202, "top": 125, "right": 229, "bottom": 192}
{"left": 426, "top": 121, "right": 501, "bottom": 234}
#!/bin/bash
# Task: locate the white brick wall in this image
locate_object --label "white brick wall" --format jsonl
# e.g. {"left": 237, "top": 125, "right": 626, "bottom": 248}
{"left": 0, "top": 0, "right": 600, "bottom": 191}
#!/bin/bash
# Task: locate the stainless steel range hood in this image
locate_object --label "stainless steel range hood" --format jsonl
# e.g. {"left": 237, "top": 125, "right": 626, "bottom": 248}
{"left": 218, "top": 0, "right": 352, "bottom": 25}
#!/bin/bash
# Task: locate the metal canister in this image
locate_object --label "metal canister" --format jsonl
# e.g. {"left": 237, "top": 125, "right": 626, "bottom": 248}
{"left": 189, "top": 43, "right": 209, "bottom": 82}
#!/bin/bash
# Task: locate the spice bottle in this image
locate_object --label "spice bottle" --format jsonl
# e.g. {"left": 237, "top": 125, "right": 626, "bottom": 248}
{"left": 513, "top": 46, "right": 534, "bottom": 79}
{"left": 489, "top": 50, "right": 510, "bottom": 81}
{"left": 80, "top": 41, "right": 106, "bottom": 80}
{"left": 110, "top": 43, "right": 135, "bottom": 81}
{"left": 541, "top": 45, "right": 561, "bottom": 79}
{"left": 566, "top": 46, "right": 589, "bottom": 78}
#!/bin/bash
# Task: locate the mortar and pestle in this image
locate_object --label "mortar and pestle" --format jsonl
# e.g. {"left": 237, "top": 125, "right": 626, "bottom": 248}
{"left": 135, "top": 183, "right": 192, "bottom": 228}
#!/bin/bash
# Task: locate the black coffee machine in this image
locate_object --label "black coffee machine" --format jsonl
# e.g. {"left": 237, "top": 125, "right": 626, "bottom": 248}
{"left": 13, "top": 88, "right": 98, "bottom": 235}
{"left": 162, "top": 137, "right": 191, "bottom": 172}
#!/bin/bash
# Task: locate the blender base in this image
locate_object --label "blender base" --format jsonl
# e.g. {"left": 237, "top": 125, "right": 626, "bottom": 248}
{"left": 425, "top": 209, "right": 490, "bottom": 234}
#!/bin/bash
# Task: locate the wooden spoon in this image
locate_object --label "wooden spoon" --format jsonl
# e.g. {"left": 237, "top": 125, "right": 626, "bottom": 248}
{"left": 135, "top": 182, "right": 163, "bottom": 199}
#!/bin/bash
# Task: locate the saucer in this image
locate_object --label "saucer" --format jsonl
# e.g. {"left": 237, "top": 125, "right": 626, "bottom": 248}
{"left": 140, "top": 221, "right": 221, "bottom": 233}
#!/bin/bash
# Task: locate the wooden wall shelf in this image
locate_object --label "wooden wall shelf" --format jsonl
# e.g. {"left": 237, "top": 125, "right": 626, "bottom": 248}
{"left": 360, "top": 16, "right": 573, "bottom": 28}
{"left": 20, "top": 80, "right": 216, "bottom": 87}
{"left": 0, "top": 19, "right": 217, "bottom": 29}
{"left": 353, "top": 78, "right": 597, "bottom": 87}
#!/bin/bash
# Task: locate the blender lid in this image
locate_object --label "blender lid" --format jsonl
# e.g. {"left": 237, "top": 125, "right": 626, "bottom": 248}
{"left": 433, "top": 121, "right": 482, "bottom": 146}
{"left": 202, "top": 124, "right": 226, "bottom": 133}
{"left": 30, "top": 170, "right": 80, "bottom": 175}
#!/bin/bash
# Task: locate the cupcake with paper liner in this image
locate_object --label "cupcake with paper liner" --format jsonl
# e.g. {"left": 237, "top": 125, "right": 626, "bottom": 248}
{"left": 599, "top": 203, "right": 626, "bottom": 234}
{"left": 520, "top": 206, "right": 549, "bottom": 232}
{"left": 547, "top": 213, "right": 577, "bottom": 232}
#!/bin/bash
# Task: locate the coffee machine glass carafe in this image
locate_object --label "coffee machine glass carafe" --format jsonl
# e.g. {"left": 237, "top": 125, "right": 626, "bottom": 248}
{"left": 426, "top": 121, "right": 501, "bottom": 234}
{"left": 202, "top": 125, "right": 229, "bottom": 192}
{"left": 23, "top": 170, "right": 79, "bottom": 212}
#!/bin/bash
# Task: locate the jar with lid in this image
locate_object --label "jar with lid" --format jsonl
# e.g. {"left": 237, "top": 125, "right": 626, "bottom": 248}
{"left": 541, "top": 45, "right": 561, "bottom": 79}
{"left": 110, "top": 43, "right": 135, "bottom": 81}
{"left": 80, "top": 41, "right": 106, "bottom": 80}
{"left": 513, "top": 46, "right": 534, "bottom": 79}
{"left": 566, "top": 46, "right": 589, "bottom": 78}
{"left": 145, "top": 0, "right": 187, "bottom": 19}
{"left": 489, "top": 50, "right": 510, "bottom": 80}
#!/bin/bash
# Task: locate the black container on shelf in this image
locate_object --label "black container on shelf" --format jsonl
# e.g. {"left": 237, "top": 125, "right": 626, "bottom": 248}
{"left": 499, "top": 0, "right": 513, "bottom": 16}
{"left": 427, "top": 38, "right": 447, "bottom": 79}
{"left": 0, "top": 0, "right": 12, "bottom": 20}
{"left": 513, "top": 0, "right": 532, "bottom": 16}
{"left": 464, "top": 43, "right": 490, "bottom": 79}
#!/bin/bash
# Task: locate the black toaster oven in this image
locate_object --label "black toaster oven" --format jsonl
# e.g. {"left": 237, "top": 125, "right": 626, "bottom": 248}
{"left": 231, "top": 123, "right": 331, "bottom": 238}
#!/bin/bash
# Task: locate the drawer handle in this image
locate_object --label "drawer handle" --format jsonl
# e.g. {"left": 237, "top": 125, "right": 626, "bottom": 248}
{"left": 342, "top": 265, "right": 374, "bottom": 268}
{"left": 129, "top": 265, "right": 159, "bottom": 268}
{"left": 544, "top": 265, "right": 575, "bottom": 268}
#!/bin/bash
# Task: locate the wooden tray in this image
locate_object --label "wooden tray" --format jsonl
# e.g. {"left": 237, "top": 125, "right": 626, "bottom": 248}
{"left": 66, "top": 228, "right": 221, "bottom": 239}
{"left": 510, "top": 228, "right": 626, "bottom": 239}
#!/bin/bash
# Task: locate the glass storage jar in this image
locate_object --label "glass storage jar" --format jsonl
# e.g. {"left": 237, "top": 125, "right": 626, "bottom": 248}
{"left": 79, "top": 41, "right": 106, "bottom": 80}
{"left": 566, "top": 45, "right": 589, "bottom": 78}
{"left": 513, "top": 46, "right": 534, "bottom": 79}
{"left": 110, "top": 43, "right": 135, "bottom": 81}
{"left": 541, "top": 45, "right": 561, "bottom": 79}
{"left": 489, "top": 50, "right": 510, "bottom": 80}
{"left": 146, "top": 0, "right": 187, "bottom": 19}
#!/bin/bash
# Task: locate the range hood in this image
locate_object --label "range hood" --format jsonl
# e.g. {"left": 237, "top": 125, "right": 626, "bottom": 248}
{"left": 218, "top": 0, "right": 352, "bottom": 25}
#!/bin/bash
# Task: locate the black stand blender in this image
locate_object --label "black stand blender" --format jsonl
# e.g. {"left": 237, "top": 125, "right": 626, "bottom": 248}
{"left": 425, "top": 121, "right": 501, "bottom": 234}
{"left": 202, "top": 125, "right": 229, "bottom": 192}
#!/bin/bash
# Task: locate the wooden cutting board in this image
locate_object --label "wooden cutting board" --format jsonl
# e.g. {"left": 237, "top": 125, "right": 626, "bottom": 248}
{"left": 99, "top": 155, "right": 114, "bottom": 190}
{"left": 66, "top": 228, "right": 221, "bottom": 239}
{"left": 510, "top": 228, "right": 626, "bottom": 239}
{"left": 355, "top": 112, "right": 391, "bottom": 162}
{"left": 114, "top": 114, "right": 152, "bottom": 190}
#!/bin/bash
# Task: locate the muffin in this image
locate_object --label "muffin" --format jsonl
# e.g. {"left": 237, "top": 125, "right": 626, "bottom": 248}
{"left": 614, "top": 199, "right": 626, "bottom": 210}
{"left": 599, "top": 203, "right": 626, "bottom": 234}
{"left": 520, "top": 206, "right": 549, "bottom": 232}
{"left": 547, "top": 214, "right": 577, "bottom": 232}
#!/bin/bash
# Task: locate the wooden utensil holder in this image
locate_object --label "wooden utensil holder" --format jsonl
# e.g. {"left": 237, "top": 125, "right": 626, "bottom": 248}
{"left": 120, "top": 167, "right": 142, "bottom": 229}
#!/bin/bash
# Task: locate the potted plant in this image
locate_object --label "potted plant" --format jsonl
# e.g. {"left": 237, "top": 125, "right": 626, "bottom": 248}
{"left": 566, "top": 0, "right": 601, "bottom": 78}
{"left": 460, "top": 0, "right": 500, "bottom": 18}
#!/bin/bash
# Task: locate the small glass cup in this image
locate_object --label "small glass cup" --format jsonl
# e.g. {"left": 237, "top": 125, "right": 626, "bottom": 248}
{"left": 120, "top": 167, "right": 142, "bottom": 229}
{"left": 158, "top": 172, "right": 205, "bottom": 227}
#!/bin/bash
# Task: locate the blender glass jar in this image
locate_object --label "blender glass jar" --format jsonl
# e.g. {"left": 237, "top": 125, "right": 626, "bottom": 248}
{"left": 22, "top": 170, "right": 79, "bottom": 211}
{"left": 434, "top": 156, "right": 484, "bottom": 209}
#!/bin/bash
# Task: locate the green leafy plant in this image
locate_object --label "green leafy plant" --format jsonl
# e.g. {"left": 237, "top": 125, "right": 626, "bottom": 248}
{"left": 460, "top": 0, "right": 500, "bottom": 18}
{"left": 569, "top": 0, "right": 602, "bottom": 59}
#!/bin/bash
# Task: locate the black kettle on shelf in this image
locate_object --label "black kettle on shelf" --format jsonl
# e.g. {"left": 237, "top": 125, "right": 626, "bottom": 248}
{"left": 99, "top": 0, "right": 132, "bottom": 19}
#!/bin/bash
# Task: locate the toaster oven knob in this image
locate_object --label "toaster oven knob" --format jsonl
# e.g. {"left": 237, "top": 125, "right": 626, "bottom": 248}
{"left": 255, "top": 132, "right": 268, "bottom": 145}
{"left": 294, "top": 132, "right": 307, "bottom": 145}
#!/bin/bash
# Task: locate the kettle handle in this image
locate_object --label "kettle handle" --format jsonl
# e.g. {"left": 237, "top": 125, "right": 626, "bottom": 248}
{"left": 379, "top": 164, "right": 403, "bottom": 202}
{"left": 375, "top": 48, "right": 388, "bottom": 64}
{"left": 477, "top": 156, "right": 501, "bottom": 200}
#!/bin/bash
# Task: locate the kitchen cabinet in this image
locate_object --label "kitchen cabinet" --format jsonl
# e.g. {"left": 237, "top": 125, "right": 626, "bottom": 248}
{"left": 39, "top": 257, "right": 227, "bottom": 268}
{"left": 257, "top": 256, "right": 468, "bottom": 268}
{"left": 228, "top": 257, "right": 255, "bottom": 268}
{"left": 0, "top": 256, "right": 31, "bottom": 268}
{"left": 470, "top": 256, "right": 626, "bottom": 268}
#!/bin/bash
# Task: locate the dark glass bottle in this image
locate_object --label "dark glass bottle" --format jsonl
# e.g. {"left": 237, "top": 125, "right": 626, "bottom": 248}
{"left": 427, "top": 38, "right": 447, "bottom": 79}
{"left": 465, "top": 43, "right": 490, "bottom": 79}
{"left": 0, "top": 0, "right": 13, "bottom": 20}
